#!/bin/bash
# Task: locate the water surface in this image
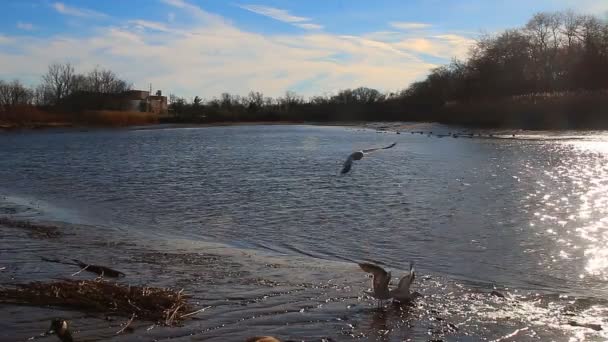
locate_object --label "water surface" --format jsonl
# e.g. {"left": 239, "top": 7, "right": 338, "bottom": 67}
{"left": 1, "top": 124, "right": 607, "bottom": 341}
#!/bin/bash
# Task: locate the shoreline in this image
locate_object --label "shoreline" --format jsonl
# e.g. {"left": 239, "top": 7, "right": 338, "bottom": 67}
{"left": 3, "top": 119, "right": 608, "bottom": 134}
{"left": 0, "top": 120, "right": 456, "bottom": 133}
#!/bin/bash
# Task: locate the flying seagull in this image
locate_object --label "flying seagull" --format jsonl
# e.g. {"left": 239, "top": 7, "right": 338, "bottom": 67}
{"left": 358, "top": 262, "right": 418, "bottom": 307}
{"left": 341, "top": 142, "right": 396, "bottom": 174}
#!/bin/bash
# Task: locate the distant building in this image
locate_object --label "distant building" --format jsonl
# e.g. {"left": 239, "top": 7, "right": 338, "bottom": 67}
{"left": 121, "top": 90, "right": 168, "bottom": 114}
{"left": 58, "top": 89, "right": 168, "bottom": 115}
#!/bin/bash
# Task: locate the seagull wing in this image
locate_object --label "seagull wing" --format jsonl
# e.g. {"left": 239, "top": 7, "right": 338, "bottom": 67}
{"left": 396, "top": 269, "right": 415, "bottom": 291}
{"left": 341, "top": 154, "right": 355, "bottom": 174}
{"left": 359, "top": 262, "right": 390, "bottom": 289}
{"left": 362, "top": 142, "right": 396, "bottom": 154}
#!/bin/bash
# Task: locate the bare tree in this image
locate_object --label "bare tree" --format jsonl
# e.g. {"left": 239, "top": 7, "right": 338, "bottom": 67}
{"left": 0, "top": 80, "right": 34, "bottom": 108}
{"left": 247, "top": 91, "right": 264, "bottom": 111}
{"left": 561, "top": 10, "right": 583, "bottom": 50}
{"left": 78, "top": 67, "right": 131, "bottom": 93}
{"left": 41, "top": 63, "right": 76, "bottom": 104}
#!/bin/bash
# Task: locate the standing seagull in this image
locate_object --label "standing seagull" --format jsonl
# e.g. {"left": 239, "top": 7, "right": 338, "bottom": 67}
{"left": 341, "top": 143, "right": 397, "bottom": 174}
{"left": 358, "top": 262, "right": 418, "bottom": 307}
{"left": 389, "top": 263, "right": 418, "bottom": 302}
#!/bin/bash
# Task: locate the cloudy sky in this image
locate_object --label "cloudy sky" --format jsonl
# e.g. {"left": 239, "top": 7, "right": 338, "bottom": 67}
{"left": 1, "top": 0, "right": 607, "bottom": 99}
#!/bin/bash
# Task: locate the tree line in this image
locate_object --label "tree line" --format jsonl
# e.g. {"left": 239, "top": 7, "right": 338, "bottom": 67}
{"left": 0, "top": 63, "right": 131, "bottom": 110}
{"left": 2, "top": 10, "right": 608, "bottom": 129}
{"left": 404, "top": 10, "right": 608, "bottom": 104}
{"left": 165, "top": 11, "right": 608, "bottom": 127}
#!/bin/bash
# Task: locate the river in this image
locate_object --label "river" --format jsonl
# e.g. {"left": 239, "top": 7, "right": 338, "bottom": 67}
{"left": 0, "top": 124, "right": 607, "bottom": 341}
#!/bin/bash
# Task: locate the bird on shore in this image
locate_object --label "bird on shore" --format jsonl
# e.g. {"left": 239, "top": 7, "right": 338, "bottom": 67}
{"left": 359, "top": 262, "right": 392, "bottom": 308}
{"left": 46, "top": 319, "right": 73, "bottom": 342}
{"left": 341, "top": 143, "right": 396, "bottom": 174}
{"left": 389, "top": 263, "right": 418, "bottom": 302}
{"left": 359, "top": 262, "right": 418, "bottom": 307}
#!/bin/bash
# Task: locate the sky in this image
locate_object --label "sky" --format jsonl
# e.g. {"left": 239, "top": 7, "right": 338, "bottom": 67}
{"left": 1, "top": 0, "right": 607, "bottom": 99}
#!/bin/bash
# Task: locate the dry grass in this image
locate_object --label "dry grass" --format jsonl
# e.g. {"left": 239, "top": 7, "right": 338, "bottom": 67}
{"left": 81, "top": 110, "right": 158, "bottom": 126}
{"left": 0, "top": 105, "right": 69, "bottom": 127}
{"left": 0, "top": 106, "right": 158, "bottom": 128}
{"left": 0, "top": 279, "right": 193, "bottom": 325}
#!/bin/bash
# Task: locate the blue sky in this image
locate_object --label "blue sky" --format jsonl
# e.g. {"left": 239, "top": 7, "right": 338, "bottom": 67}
{"left": 1, "top": 0, "right": 607, "bottom": 98}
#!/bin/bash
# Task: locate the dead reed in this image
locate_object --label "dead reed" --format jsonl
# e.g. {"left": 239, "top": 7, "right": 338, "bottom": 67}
{"left": 0, "top": 279, "right": 193, "bottom": 325}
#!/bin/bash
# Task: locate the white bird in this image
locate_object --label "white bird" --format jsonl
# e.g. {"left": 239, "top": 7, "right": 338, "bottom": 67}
{"left": 341, "top": 143, "right": 397, "bottom": 174}
{"left": 358, "top": 262, "right": 418, "bottom": 307}
{"left": 389, "top": 263, "right": 417, "bottom": 302}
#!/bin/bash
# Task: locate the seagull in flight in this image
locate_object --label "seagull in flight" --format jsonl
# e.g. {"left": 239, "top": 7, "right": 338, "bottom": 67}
{"left": 358, "top": 262, "right": 418, "bottom": 307}
{"left": 341, "top": 142, "right": 396, "bottom": 174}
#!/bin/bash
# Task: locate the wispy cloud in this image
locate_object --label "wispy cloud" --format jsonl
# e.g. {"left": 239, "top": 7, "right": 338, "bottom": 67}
{"left": 395, "top": 34, "right": 474, "bottom": 59}
{"left": 238, "top": 4, "right": 309, "bottom": 23}
{"left": 160, "top": 0, "right": 226, "bottom": 25}
{"left": 129, "top": 20, "right": 172, "bottom": 33}
{"left": 0, "top": 3, "right": 474, "bottom": 97}
{"left": 128, "top": 19, "right": 192, "bottom": 37}
{"left": 17, "top": 22, "right": 36, "bottom": 31}
{"left": 160, "top": 0, "right": 207, "bottom": 17}
{"left": 160, "top": 0, "right": 195, "bottom": 10}
{"left": 390, "top": 22, "right": 432, "bottom": 30}
{"left": 0, "top": 35, "right": 13, "bottom": 44}
{"left": 238, "top": 4, "right": 323, "bottom": 30}
{"left": 168, "top": 12, "right": 176, "bottom": 23}
{"left": 52, "top": 2, "right": 108, "bottom": 19}
{"left": 294, "top": 23, "right": 323, "bottom": 30}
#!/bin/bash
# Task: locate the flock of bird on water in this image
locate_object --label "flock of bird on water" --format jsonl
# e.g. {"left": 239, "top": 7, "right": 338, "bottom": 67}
{"left": 42, "top": 130, "right": 484, "bottom": 341}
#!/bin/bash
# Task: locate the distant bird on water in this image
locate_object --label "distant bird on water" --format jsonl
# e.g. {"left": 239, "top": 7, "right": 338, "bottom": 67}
{"left": 341, "top": 143, "right": 396, "bottom": 174}
{"left": 359, "top": 262, "right": 418, "bottom": 307}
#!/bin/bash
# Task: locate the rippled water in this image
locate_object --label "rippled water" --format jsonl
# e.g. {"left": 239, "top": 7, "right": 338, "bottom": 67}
{"left": 1, "top": 124, "right": 607, "bottom": 341}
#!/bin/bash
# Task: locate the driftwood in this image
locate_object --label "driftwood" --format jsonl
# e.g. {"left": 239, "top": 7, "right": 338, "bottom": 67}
{"left": 116, "top": 313, "right": 136, "bottom": 334}
{"left": 72, "top": 259, "right": 125, "bottom": 278}
{"left": 41, "top": 257, "right": 125, "bottom": 278}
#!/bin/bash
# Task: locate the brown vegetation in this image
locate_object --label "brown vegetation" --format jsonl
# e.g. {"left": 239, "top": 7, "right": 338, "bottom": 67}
{"left": 437, "top": 90, "right": 608, "bottom": 129}
{"left": 0, "top": 105, "right": 69, "bottom": 128}
{"left": 80, "top": 110, "right": 158, "bottom": 126}
{"left": 0, "top": 107, "right": 157, "bottom": 129}
{"left": 0, "top": 279, "right": 193, "bottom": 325}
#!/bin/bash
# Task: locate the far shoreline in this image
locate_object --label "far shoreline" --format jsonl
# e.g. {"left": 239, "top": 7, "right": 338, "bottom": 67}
{"left": 2, "top": 120, "right": 606, "bottom": 134}
{"left": 0, "top": 120, "right": 437, "bottom": 133}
